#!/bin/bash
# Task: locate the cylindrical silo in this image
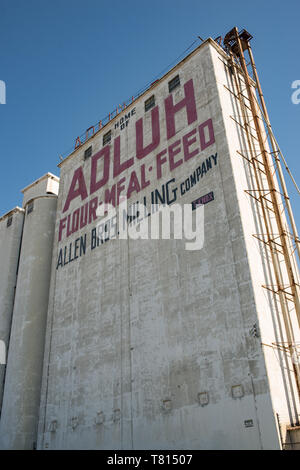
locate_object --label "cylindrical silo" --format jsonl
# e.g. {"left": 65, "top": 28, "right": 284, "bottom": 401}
{"left": 0, "top": 186, "right": 58, "bottom": 449}
{"left": 0, "top": 208, "right": 24, "bottom": 412}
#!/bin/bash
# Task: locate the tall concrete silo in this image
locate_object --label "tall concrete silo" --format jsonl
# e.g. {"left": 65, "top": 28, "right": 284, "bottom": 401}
{"left": 0, "top": 207, "right": 24, "bottom": 411}
{"left": 0, "top": 174, "right": 59, "bottom": 449}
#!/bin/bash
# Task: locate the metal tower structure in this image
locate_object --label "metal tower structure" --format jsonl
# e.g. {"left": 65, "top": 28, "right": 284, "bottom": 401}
{"left": 223, "top": 27, "right": 300, "bottom": 401}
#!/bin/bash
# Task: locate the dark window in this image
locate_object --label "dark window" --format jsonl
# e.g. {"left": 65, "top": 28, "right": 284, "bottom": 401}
{"left": 84, "top": 146, "right": 92, "bottom": 160}
{"left": 103, "top": 131, "right": 111, "bottom": 146}
{"left": 145, "top": 95, "right": 155, "bottom": 112}
{"left": 168, "top": 75, "right": 180, "bottom": 92}
{"left": 7, "top": 215, "right": 13, "bottom": 227}
{"left": 27, "top": 201, "right": 34, "bottom": 214}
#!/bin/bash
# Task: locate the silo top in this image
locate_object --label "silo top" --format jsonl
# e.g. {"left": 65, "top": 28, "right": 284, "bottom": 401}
{"left": 21, "top": 173, "right": 59, "bottom": 208}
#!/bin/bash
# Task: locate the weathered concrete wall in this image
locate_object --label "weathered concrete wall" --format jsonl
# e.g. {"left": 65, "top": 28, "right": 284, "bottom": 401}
{"left": 0, "top": 190, "right": 58, "bottom": 449}
{"left": 213, "top": 47, "right": 300, "bottom": 443}
{"left": 0, "top": 208, "right": 24, "bottom": 412}
{"left": 36, "top": 39, "right": 292, "bottom": 449}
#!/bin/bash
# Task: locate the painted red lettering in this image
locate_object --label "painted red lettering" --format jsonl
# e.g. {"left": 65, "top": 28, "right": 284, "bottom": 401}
{"left": 199, "top": 119, "right": 215, "bottom": 150}
{"left": 140, "top": 164, "right": 150, "bottom": 190}
{"left": 117, "top": 178, "right": 126, "bottom": 206}
{"left": 63, "top": 167, "right": 88, "bottom": 213}
{"left": 80, "top": 203, "right": 88, "bottom": 229}
{"left": 88, "top": 197, "right": 98, "bottom": 224}
{"left": 105, "top": 185, "right": 116, "bottom": 207}
{"left": 156, "top": 149, "right": 168, "bottom": 180}
{"left": 58, "top": 217, "right": 67, "bottom": 242}
{"left": 113, "top": 136, "right": 134, "bottom": 178}
{"left": 183, "top": 128, "right": 199, "bottom": 161}
{"left": 136, "top": 106, "right": 160, "bottom": 159}
{"left": 127, "top": 171, "right": 141, "bottom": 199}
{"left": 90, "top": 146, "right": 110, "bottom": 195}
{"left": 168, "top": 139, "right": 182, "bottom": 171}
{"left": 165, "top": 79, "right": 197, "bottom": 140}
{"left": 71, "top": 208, "right": 80, "bottom": 233}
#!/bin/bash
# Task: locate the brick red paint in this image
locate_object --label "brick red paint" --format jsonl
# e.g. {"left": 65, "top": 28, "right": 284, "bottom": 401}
{"left": 136, "top": 106, "right": 160, "bottom": 160}
{"left": 63, "top": 166, "right": 88, "bottom": 213}
{"left": 165, "top": 79, "right": 197, "bottom": 140}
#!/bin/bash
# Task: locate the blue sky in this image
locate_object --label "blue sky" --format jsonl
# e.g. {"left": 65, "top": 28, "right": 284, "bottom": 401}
{"left": 0, "top": 0, "right": 299, "bottom": 228}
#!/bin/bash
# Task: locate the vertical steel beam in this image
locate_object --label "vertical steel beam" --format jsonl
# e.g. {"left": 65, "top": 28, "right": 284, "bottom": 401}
{"left": 232, "top": 27, "right": 300, "bottom": 328}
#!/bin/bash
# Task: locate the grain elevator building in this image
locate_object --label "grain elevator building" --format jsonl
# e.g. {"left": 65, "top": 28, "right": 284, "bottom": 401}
{"left": 0, "top": 28, "right": 300, "bottom": 450}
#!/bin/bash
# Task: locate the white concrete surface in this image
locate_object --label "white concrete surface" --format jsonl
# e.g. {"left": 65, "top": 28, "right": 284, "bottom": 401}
{"left": 0, "top": 38, "right": 299, "bottom": 450}
{"left": 36, "top": 39, "right": 298, "bottom": 449}
{"left": 0, "top": 177, "right": 58, "bottom": 449}
{"left": 0, "top": 208, "right": 24, "bottom": 412}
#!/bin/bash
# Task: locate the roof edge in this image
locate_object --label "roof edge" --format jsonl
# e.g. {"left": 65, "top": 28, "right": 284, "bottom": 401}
{"left": 0, "top": 206, "right": 25, "bottom": 222}
{"left": 58, "top": 37, "right": 227, "bottom": 169}
{"left": 21, "top": 172, "right": 60, "bottom": 194}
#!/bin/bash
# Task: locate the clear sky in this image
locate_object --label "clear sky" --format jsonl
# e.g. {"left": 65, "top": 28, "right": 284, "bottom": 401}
{"left": 0, "top": 0, "right": 299, "bottom": 228}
